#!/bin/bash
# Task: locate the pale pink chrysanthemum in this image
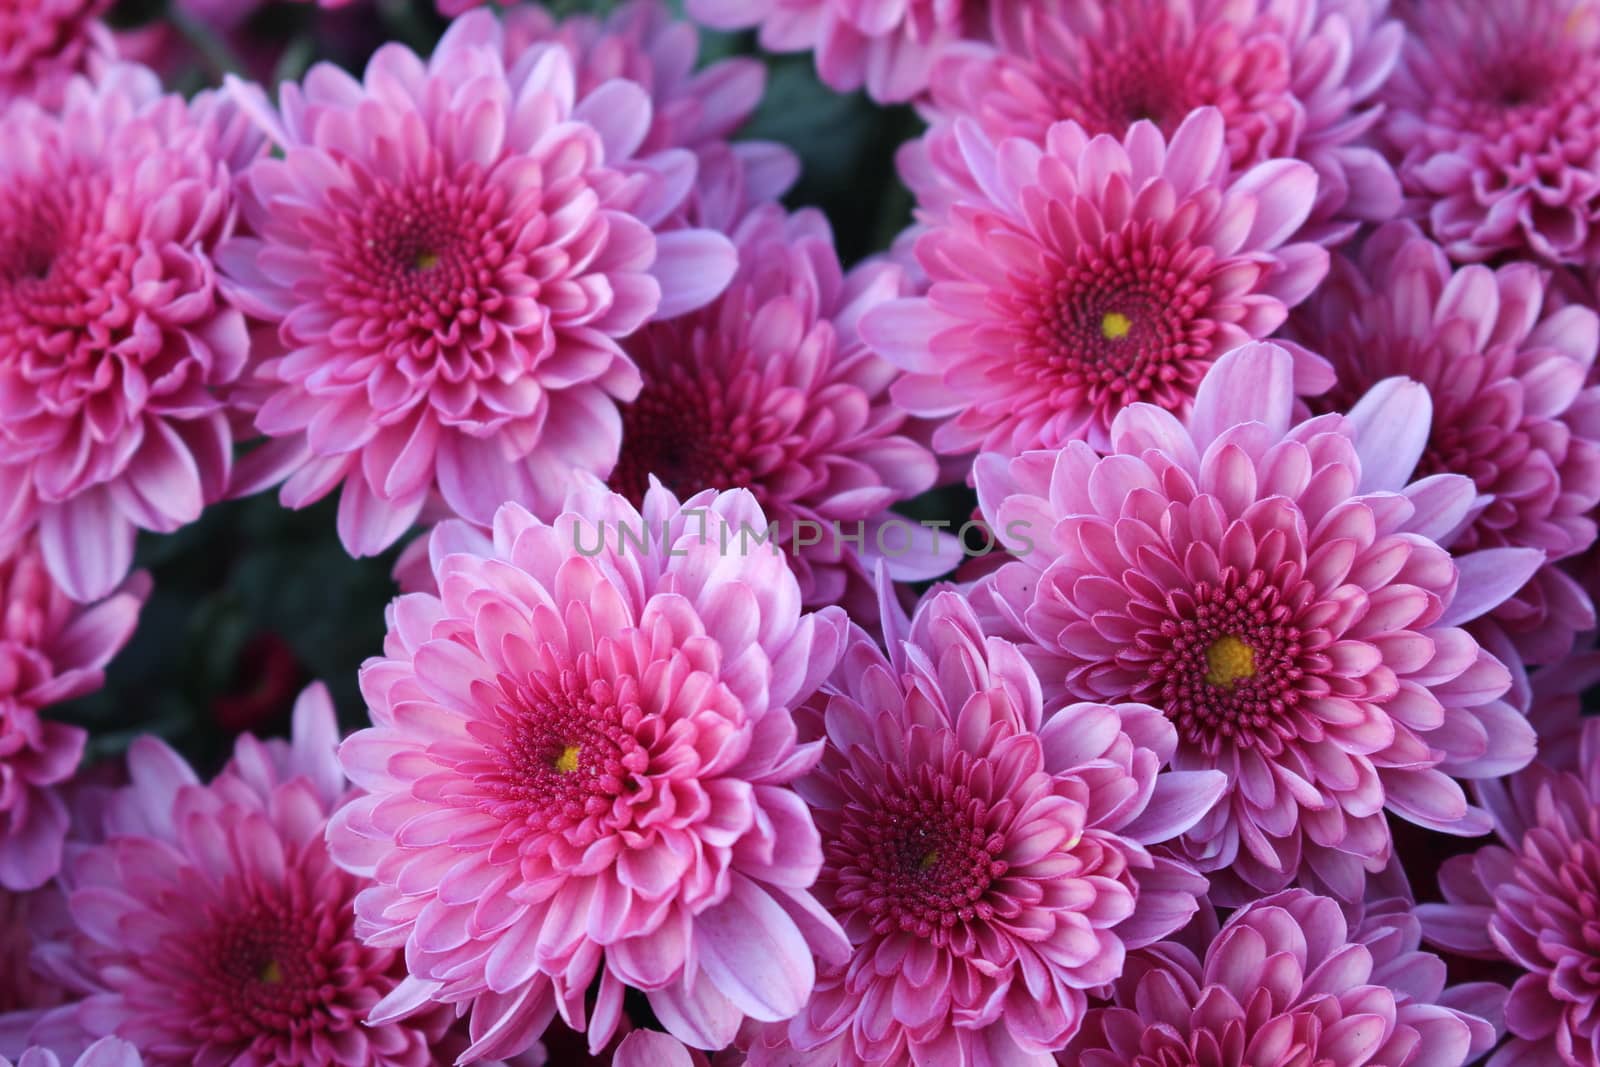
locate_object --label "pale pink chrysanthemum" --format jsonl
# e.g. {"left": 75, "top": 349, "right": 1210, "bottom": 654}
{"left": 0, "top": 66, "right": 263, "bottom": 603}
{"left": 1065, "top": 890, "right": 1498, "bottom": 1066}
{"left": 909, "top": 0, "right": 1403, "bottom": 243}
{"left": 1380, "top": 0, "right": 1600, "bottom": 265}
{"left": 606, "top": 204, "right": 945, "bottom": 612}
{"left": 501, "top": 0, "right": 800, "bottom": 221}
{"left": 975, "top": 342, "right": 1541, "bottom": 902}
{"left": 746, "top": 591, "right": 1226, "bottom": 1065}
{"left": 0, "top": 0, "right": 112, "bottom": 108}
{"left": 1419, "top": 715, "right": 1600, "bottom": 1067}
{"left": 864, "top": 109, "right": 1333, "bottom": 463}
{"left": 1286, "top": 221, "right": 1600, "bottom": 665}
{"left": 685, "top": 0, "right": 987, "bottom": 103}
{"left": 0, "top": 538, "right": 145, "bottom": 892}
{"left": 221, "top": 12, "right": 738, "bottom": 558}
{"left": 49, "top": 685, "right": 456, "bottom": 1066}
{"left": 328, "top": 483, "right": 850, "bottom": 1060}
{"left": 2, "top": 1038, "right": 142, "bottom": 1067}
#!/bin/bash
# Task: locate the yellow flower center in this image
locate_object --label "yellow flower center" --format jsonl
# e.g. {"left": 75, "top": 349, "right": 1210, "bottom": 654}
{"left": 918, "top": 850, "right": 940, "bottom": 871}
{"left": 1204, "top": 636, "right": 1256, "bottom": 688}
{"left": 1101, "top": 311, "right": 1132, "bottom": 340}
{"left": 259, "top": 960, "right": 285, "bottom": 985}
{"left": 413, "top": 251, "right": 441, "bottom": 271}
{"left": 554, "top": 744, "right": 581, "bottom": 774}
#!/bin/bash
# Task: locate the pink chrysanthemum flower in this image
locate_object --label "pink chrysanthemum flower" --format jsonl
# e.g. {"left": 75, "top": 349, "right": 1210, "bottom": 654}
{"left": 328, "top": 483, "right": 850, "bottom": 1060}
{"left": 1380, "top": 0, "right": 1600, "bottom": 265}
{"left": 606, "top": 204, "right": 944, "bottom": 611}
{"left": 501, "top": 1, "right": 800, "bottom": 231}
{"left": 975, "top": 342, "right": 1540, "bottom": 902}
{"left": 1066, "top": 890, "right": 1497, "bottom": 1066}
{"left": 1420, "top": 715, "right": 1600, "bottom": 1067}
{"left": 0, "top": 66, "right": 262, "bottom": 602}
{"left": 0, "top": 0, "right": 112, "bottom": 107}
{"left": 0, "top": 539, "right": 145, "bottom": 892}
{"left": 910, "top": 0, "right": 1403, "bottom": 243}
{"left": 221, "top": 12, "right": 738, "bottom": 557}
{"left": 1286, "top": 222, "right": 1600, "bottom": 664}
{"left": 502, "top": 0, "right": 793, "bottom": 185}
{"left": 685, "top": 0, "right": 985, "bottom": 103}
{"left": 50, "top": 685, "right": 455, "bottom": 1066}
{"left": 3, "top": 1038, "right": 141, "bottom": 1067}
{"left": 865, "top": 109, "right": 1333, "bottom": 462}
{"left": 746, "top": 591, "right": 1225, "bottom": 1066}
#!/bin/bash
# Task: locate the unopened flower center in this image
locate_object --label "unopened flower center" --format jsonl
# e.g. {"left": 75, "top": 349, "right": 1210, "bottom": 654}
{"left": 1101, "top": 311, "right": 1132, "bottom": 340}
{"left": 170, "top": 864, "right": 401, "bottom": 1059}
{"left": 200, "top": 899, "right": 348, "bottom": 1029}
{"left": 412, "top": 250, "right": 441, "bottom": 272}
{"left": 826, "top": 762, "right": 1010, "bottom": 950}
{"left": 611, "top": 340, "right": 774, "bottom": 506}
{"left": 1204, "top": 635, "right": 1255, "bottom": 687}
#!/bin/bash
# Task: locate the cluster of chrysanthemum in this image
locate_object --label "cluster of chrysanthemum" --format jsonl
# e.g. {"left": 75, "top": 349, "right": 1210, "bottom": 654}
{"left": 7, "top": 0, "right": 1600, "bottom": 1065}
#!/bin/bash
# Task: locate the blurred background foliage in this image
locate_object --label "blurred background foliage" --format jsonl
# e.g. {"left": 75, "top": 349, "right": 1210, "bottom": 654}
{"left": 63, "top": 0, "right": 939, "bottom": 775}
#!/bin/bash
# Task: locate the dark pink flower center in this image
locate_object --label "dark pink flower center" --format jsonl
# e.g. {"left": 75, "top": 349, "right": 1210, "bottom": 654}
{"left": 478, "top": 653, "right": 649, "bottom": 839}
{"left": 328, "top": 168, "right": 517, "bottom": 370}
{"left": 609, "top": 348, "right": 765, "bottom": 505}
{"left": 1017, "top": 9, "right": 1295, "bottom": 167}
{"left": 0, "top": 169, "right": 122, "bottom": 372}
{"left": 1025, "top": 224, "right": 1216, "bottom": 423}
{"left": 1415, "top": 8, "right": 1600, "bottom": 149}
{"left": 179, "top": 872, "right": 390, "bottom": 1045}
{"left": 827, "top": 758, "right": 1009, "bottom": 948}
{"left": 1133, "top": 569, "right": 1314, "bottom": 755}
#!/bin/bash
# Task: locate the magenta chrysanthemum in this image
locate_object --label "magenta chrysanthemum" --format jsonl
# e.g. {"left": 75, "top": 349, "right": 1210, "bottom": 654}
{"left": 685, "top": 0, "right": 985, "bottom": 103}
{"left": 911, "top": 0, "right": 1403, "bottom": 242}
{"left": 2, "top": 1038, "right": 142, "bottom": 1067}
{"left": 0, "top": 0, "right": 111, "bottom": 107}
{"left": 0, "top": 539, "right": 144, "bottom": 892}
{"left": 606, "top": 204, "right": 942, "bottom": 612}
{"left": 221, "top": 11, "right": 738, "bottom": 557}
{"left": 865, "top": 109, "right": 1333, "bottom": 462}
{"left": 1380, "top": 0, "right": 1600, "bottom": 265}
{"left": 50, "top": 685, "right": 454, "bottom": 1066}
{"left": 1287, "top": 221, "right": 1600, "bottom": 664}
{"left": 975, "top": 342, "right": 1540, "bottom": 902}
{"left": 328, "top": 483, "right": 850, "bottom": 1060}
{"left": 0, "top": 65, "right": 262, "bottom": 602}
{"left": 745, "top": 591, "right": 1224, "bottom": 1065}
{"left": 1066, "top": 890, "right": 1496, "bottom": 1066}
{"left": 1420, "top": 715, "right": 1600, "bottom": 1067}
